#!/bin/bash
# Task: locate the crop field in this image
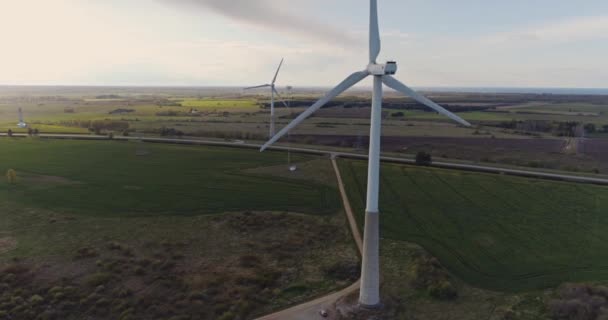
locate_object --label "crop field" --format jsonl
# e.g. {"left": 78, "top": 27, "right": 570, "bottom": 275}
{"left": 179, "top": 99, "right": 260, "bottom": 111}
{"left": 0, "top": 139, "right": 359, "bottom": 319}
{"left": 0, "top": 139, "right": 338, "bottom": 216}
{"left": 500, "top": 102, "right": 608, "bottom": 115}
{"left": 339, "top": 159, "right": 608, "bottom": 291}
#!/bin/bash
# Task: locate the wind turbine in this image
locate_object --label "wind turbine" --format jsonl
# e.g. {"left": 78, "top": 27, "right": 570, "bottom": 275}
{"left": 245, "top": 59, "right": 289, "bottom": 138}
{"left": 260, "top": 0, "right": 471, "bottom": 307}
{"left": 17, "top": 108, "right": 27, "bottom": 128}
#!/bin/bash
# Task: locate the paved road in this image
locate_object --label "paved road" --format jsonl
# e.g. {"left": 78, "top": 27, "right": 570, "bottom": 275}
{"left": 4, "top": 133, "right": 607, "bottom": 185}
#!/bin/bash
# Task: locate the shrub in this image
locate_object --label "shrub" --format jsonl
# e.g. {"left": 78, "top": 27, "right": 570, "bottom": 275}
{"left": 28, "top": 295, "right": 44, "bottom": 305}
{"left": 6, "top": 169, "right": 17, "bottom": 184}
{"left": 75, "top": 247, "right": 99, "bottom": 259}
{"left": 415, "top": 152, "right": 432, "bottom": 166}
{"left": 239, "top": 255, "right": 261, "bottom": 269}
{"left": 324, "top": 261, "right": 361, "bottom": 281}
{"left": 428, "top": 280, "right": 458, "bottom": 300}
{"left": 411, "top": 255, "right": 458, "bottom": 300}
{"left": 218, "top": 311, "right": 236, "bottom": 320}
{"left": 85, "top": 272, "right": 112, "bottom": 287}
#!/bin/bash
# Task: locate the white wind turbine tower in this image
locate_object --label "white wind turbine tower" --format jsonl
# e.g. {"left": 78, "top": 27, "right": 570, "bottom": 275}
{"left": 245, "top": 59, "right": 289, "bottom": 138}
{"left": 260, "top": 0, "right": 471, "bottom": 307}
{"left": 17, "top": 108, "right": 27, "bottom": 128}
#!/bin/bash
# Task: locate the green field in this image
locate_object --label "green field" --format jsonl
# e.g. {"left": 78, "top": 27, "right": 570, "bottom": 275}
{"left": 0, "top": 140, "right": 357, "bottom": 319}
{"left": 180, "top": 99, "right": 260, "bottom": 111}
{"left": 502, "top": 102, "right": 608, "bottom": 115}
{"left": 0, "top": 139, "right": 338, "bottom": 218}
{"left": 339, "top": 159, "right": 608, "bottom": 291}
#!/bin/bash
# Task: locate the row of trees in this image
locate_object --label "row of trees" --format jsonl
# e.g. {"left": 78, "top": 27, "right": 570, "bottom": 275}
{"left": 495, "top": 120, "right": 608, "bottom": 137}
{"left": 57, "top": 120, "right": 130, "bottom": 133}
{"left": 5, "top": 128, "right": 39, "bottom": 137}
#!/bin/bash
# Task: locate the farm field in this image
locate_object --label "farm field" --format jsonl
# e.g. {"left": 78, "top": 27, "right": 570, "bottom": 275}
{"left": 0, "top": 139, "right": 339, "bottom": 216}
{"left": 338, "top": 159, "right": 608, "bottom": 292}
{"left": 0, "top": 139, "right": 357, "bottom": 319}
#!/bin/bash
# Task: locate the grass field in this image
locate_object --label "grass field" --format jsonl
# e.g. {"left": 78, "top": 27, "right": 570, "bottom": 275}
{"left": 501, "top": 102, "right": 608, "bottom": 115}
{"left": 339, "top": 159, "right": 608, "bottom": 292}
{"left": 0, "top": 139, "right": 358, "bottom": 319}
{"left": 180, "top": 99, "right": 260, "bottom": 111}
{"left": 0, "top": 139, "right": 338, "bottom": 217}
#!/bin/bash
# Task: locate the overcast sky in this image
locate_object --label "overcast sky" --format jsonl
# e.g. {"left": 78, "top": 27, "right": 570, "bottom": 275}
{"left": 1, "top": 0, "right": 607, "bottom": 87}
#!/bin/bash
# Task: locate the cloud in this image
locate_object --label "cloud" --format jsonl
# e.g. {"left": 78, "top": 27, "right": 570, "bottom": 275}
{"left": 161, "top": 0, "right": 359, "bottom": 47}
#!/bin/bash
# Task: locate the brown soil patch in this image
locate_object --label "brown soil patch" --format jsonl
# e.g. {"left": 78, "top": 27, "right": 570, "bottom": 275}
{"left": 0, "top": 236, "right": 17, "bottom": 254}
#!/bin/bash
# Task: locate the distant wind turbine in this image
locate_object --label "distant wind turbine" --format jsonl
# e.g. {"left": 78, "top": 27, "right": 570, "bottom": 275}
{"left": 245, "top": 59, "right": 289, "bottom": 138}
{"left": 17, "top": 108, "right": 27, "bottom": 128}
{"left": 260, "top": 0, "right": 471, "bottom": 307}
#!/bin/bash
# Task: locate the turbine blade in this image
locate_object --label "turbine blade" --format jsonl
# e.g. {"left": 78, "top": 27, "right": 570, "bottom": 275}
{"left": 383, "top": 76, "right": 471, "bottom": 127}
{"left": 272, "top": 87, "right": 289, "bottom": 109}
{"left": 369, "top": 0, "right": 381, "bottom": 63}
{"left": 272, "top": 58, "right": 284, "bottom": 84}
{"left": 261, "top": 70, "right": 369, "bottom": 151}
{"left": 244, "top": 84, "right": 271, "bottom": 90}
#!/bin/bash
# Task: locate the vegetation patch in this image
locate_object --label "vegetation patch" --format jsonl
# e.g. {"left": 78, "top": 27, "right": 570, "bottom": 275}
{"left": 339, "top": 159, "right": 608, "bottom": 291}
{"left": 0, "top": 211, "right": 357, "bottom": 319}
{"left": 548, "top": 283, "right": 608, "bottom": 320}
{"left": 0, "top": 140, "right": 339, "bottom": 217}
{"left": 0, "top": 236, "right": 17, "bottom": 254}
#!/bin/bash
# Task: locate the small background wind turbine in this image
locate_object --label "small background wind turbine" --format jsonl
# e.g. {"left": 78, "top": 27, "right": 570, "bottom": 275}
{"left": 260, "top": 0, "right": 471, "bottom": 307}
{"left": 17, "top": 108, "right": 27, "bottom": 128}
{"left": 244, "top": 59, "right": 289, "bottom": 138}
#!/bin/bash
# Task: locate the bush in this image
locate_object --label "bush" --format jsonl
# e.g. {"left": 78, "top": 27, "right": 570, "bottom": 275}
{"left": 218, "top": 311, "right": 236, "bottom": 320}
{"left": 6, "top": 169, "right": 17, "bottom": 184}
{"left": 547, "top": 283, "right": 608, "bottom": 320}
{"left": 415, "top": 152, "right": 432, "bottom": 166}
{"left": 238, "top": 255, "right": 261, "bottom": 269}
{"left": 85, "top": 272, "right": 112, "bottom": 287}
{"left": 411, "top": 255, "right": 458, "bottom": 300}
{"left": 324, "top": 261, "right": 360, "bottom": 281}
{"left": 428, "top": 280, "right": 458, "bottom": 300}
{"left": 28, "top": 295, "right": 44, "bottom": 305}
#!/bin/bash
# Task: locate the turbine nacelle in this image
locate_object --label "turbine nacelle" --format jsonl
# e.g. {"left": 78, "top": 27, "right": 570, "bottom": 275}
{"left": 367, "top": 61, "right": 398, "bottom": 76}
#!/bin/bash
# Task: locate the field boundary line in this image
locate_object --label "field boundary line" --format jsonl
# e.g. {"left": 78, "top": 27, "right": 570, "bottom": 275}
{"left": 2, "top": 133, "right": 608, "bottom": 185}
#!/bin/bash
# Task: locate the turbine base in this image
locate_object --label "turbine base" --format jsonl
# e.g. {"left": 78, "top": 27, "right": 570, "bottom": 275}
{"left": 358, "top": 302, "right": 383, "bottom": 310}
{"left": 359, "top": 210, "right": 381, "bottom": 307}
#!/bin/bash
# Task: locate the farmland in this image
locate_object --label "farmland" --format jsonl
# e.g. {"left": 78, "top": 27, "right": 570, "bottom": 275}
{"left": 2, "top": 86, "right": 608, "bottom": 178}
{"left": 0, "top": 139, "right": 358, "bottom": 319}
{"left": 339, "top": 159, "right": 608, "bottom": 292}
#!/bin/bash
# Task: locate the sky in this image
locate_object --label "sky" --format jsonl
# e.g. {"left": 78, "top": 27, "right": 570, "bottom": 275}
{"left": 0, "top": 0, "right": 607, "bottom": 88}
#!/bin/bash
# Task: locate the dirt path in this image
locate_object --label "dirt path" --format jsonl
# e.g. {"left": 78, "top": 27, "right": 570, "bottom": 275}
{"left": 255, "top": 158, "right": 363, "bottom": 320}
{"left": 331, "top": 157, "right": 363, "bottom": 254}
